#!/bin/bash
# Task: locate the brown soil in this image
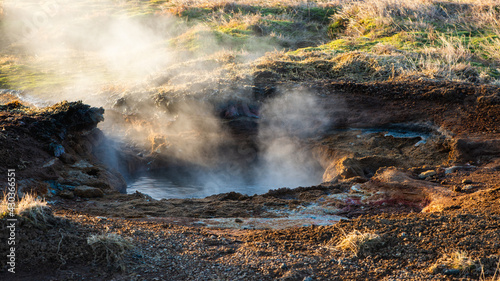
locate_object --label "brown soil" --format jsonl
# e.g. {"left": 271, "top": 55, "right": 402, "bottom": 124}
{"left": 1, "top": 80, "right": 500, "bottom": 280}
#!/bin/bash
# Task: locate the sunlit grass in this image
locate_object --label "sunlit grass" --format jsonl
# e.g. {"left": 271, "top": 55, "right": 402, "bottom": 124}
{"left": 329, "top": 230, "right": 382, "bottom": 257}
{"left": 0, "top": 193, "right": 50, "bottom": 224}
{"left": 0, "top": 0, "right": 499, "bottom": 97}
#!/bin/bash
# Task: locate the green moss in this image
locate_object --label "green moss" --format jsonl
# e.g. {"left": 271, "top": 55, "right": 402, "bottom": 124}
{"left": 180, "top": 7, "right": 213, "bottom": 20}
{"left": 218, "top": 25, "right": 253, "bottom": 38}
{"left": 328, "top": 18, "right": 349, "bottom": 39}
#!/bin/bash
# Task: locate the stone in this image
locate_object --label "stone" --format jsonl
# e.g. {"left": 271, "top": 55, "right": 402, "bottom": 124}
{"left": 59, "top": 153, "right": 77, "bottom": 164}
{"left": 445, "top": 166, "right": 460, "bottom": 174}
{"left": 443, "top": 269, "right": 460, "bottom": 275}
{"left": 71, "top": 160, "right": 94, "bottom": 169}
{"left": 74, "top": 185, "right": 104, "bottom": 198}
{"left": 418, "top": 170, "right": 437, "bottom": 179}
{"left": 462, "top": 179, "right": 473, "bottom": 184}
{"left": 350, "top": 184, "right": 364, "bottom": 193}
{"left": 463, "top": 184, "right": 476, "bottom": 191}
{"left": 49, "top": 143, "right": 65, "bottom": 157}
{"left": 58, "top": 190, "right": 75, "bottom": 199}
{"left": 323, "top": 156, "right": 401, "bottom": 182}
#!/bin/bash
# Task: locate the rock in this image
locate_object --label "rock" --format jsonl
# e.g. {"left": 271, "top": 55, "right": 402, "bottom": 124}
{"left": 71, "top": 160, "right": 94, "bottom": 169}
{"left": 323, "top": 156, "right": 400, "bottom": 182}
{"left": 323, "top": 156, "right": 364, "bottom": 181}
{"left": 418, "top": 170, "right": 437, "bottom": 179}
{"left": 42, "top": 158, "right": 59, "bottom": 168}
{"left": 453, "top": 186, "right": 462, "bottom": 192}
{"left": 49, "top": 143, "right": 65, "bottom": 157}
{"left": 74, "top": 185, "right": 104, "bottom": 198}
{"left": 445, "top": 166, "right": 459, "bottom": 174}
{"left": 58, "top": 190, "right": 75, "bottom": 199}
{"left": 59, "top": 153, "right": 77, "bottom": 164}
{"left": 463, "top": 184, "right": 476, "bottom": 191}
{"left": 443, "top": 269, "right": 460, "bottom": 275}
{"left": 445, "top": 165, "right": 476, "bottom": 174}
{"left": 60, "top": 167, "right": 126, "bottom": 193}
{"left": 350, "top": 184, "right": 364, "bottom": 193}
{"left": 450, "top": 138, "right": 500, "bottom": 163}
{"left": 462, "top": 179, "right": 473, "bottom": 184}
{"left": 17, "top": 179, "right": 50, "bottom": 196}
{"left": 342, "top": 176, "right": 369, "bottom": 184}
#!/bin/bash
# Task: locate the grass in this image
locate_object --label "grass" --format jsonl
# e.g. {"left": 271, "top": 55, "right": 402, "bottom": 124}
{"left": 481, "top": 258, "right": 500, "bottom": 281}
{"left": 0, "top": 0, "right": 499, "bottom": 97}
{"left": 430, "top": 250, "right": 477, "bottom": 274}
{"left": 332, "top": 230, "right": 382, "bottom": 257}
{"left": 87, "top": 233, "right": 134, "bottom": 271}
{"left": 0, "top": 193, "right": 50, "bottom": 224}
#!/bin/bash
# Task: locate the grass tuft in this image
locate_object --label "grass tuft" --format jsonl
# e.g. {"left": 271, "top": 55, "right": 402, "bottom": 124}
{"left": 430, "top": 250, "right": 477, "bottom": 274}
{"left": 1, "top": 193, "right": 50, "bottom": 224}
{"left": 334, "top": 230, "right": 382, "bottom": 257}
{"left": 87, "top": 233, "right": 134, "bottom": 271}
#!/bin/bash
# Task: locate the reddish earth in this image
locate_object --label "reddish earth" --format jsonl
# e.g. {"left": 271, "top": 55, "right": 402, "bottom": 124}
{"left": 1, "top": 80, "right": 500, "bottom": 280}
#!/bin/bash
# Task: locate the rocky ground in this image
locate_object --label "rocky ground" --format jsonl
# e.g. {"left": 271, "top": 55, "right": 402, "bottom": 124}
{"left": 1, "top": 80, "right": 500, "bottom": 280}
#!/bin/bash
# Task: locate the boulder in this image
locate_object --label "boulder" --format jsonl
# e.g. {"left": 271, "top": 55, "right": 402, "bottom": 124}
{"left": 418, "top": 170, "right": 437, "bottom": 179}
{"left": 323, "top": 155, "right": 400, "bottom": 182}
{"left": 58, "top": 190, "right": 75, "bottom": 199}
{"left": 74, "top": 185, "right": 104, "bottom": 198}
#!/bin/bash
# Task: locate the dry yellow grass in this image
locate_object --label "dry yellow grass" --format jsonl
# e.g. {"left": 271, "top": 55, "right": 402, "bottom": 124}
{"left": 332, "top": 230, "right": 382, "bottom": 257}
{"left": 0, "top": 193, "right": 50, "bottom": 224}
{"left": 430, "top": 250, "right": 477, "bottom": 274}
{"left": 87, "top": 233, "right": 134, "bottom": 271}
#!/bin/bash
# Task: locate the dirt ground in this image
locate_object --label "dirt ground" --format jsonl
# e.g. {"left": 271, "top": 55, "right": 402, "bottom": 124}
{"left": 1, "top": 80, "right": 500, "bottom": 280}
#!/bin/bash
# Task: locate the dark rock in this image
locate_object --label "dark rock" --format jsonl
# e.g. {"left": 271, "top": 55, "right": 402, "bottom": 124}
{"left": 59, "top": 190, "right": 75, "bottom": 199}
{"left": 450, "top": 138, "right": 500, "bottom": 164}
{"left": 74, "top": 185, "right": 104, "bottom": 198}
{"left": 443, "top": 269, "right": 460, "bottom": 275}
{"left": 59, "top": 153, "right": 77, "bottom": 164}
{"left": 49, "top": 143, "right": 65, "bottom": 157}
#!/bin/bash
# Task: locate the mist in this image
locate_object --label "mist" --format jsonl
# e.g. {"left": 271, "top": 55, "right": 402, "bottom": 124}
{"left": 2, "top": 0, "right": 330, "bottom": 198}
{"left": 160, "top": 90, "right": 330, "bottom": 198}
{"left": 254, "top": 89, "right": 329, "bottom": 192}
{"left": 3, "top": 0, "right": 176, "bottom": 105}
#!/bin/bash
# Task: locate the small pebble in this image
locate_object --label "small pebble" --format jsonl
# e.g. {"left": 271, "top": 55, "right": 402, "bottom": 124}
{"left": 462, "top": 179, "right": 473, "bottom": 184}
{"left": 463, "top": 184, "right": 476, "bottom": 191}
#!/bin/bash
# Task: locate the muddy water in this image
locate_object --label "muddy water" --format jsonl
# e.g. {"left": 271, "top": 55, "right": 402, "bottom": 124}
{"left": 127, "top": 175, "right": 206, "bottom": 199}
{"left": 126, "top": 174, "right": 259, "bottom": 199}
{"left": 127, "top": 172, "right": 322, "bottom": 199}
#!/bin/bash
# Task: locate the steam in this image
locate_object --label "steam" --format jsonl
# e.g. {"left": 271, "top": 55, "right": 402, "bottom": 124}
{"left": 2, "top": 1, "right": 330, "bottom": 198}
{"left": 255, "top": 90, "right": 329, "bottom": 192}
